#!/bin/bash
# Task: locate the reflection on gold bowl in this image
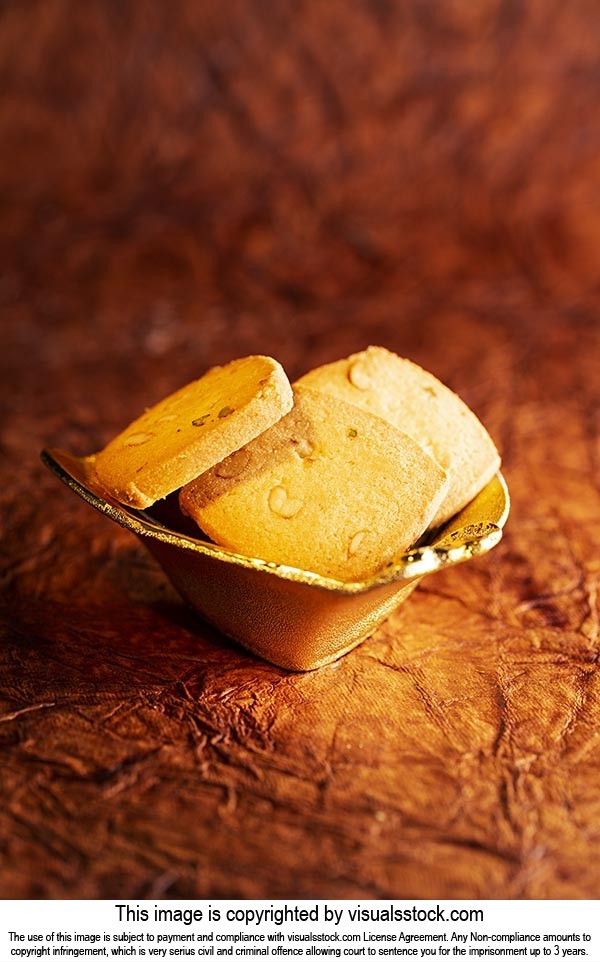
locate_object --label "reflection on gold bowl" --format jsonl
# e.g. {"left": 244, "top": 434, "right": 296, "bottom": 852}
{"left": 41, "top": 448, "right": 509, "bottom": 671}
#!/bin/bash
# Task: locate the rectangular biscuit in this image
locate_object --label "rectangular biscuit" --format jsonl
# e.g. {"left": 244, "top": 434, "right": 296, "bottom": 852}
{"left": 93, "top": 355, "right": 293, "bottom": 508}
{"left": 296, "top": 346, "right": 500, "bottom": 527}
{"left": 179, "top": 386, "right": 448, "bottom": 582}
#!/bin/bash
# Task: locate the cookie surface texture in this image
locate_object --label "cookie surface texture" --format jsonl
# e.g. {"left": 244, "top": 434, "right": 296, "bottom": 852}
{"left": 296, "top": 346, "right": 500, "bottom": 527}
{"left": 179, "top": 386, "right": 448, "bottom": 582}
{"left": 93, "top": 355, "right": 293, "bottom": 508}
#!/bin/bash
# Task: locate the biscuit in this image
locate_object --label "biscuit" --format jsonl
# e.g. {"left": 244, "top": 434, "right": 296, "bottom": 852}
{"left": 296, "top": 346, "right": 500, "bottom": 527}
{"left": 179, "top": 386, "right": 448, "bottom": 582}
{"left": 93, "top": 355, "right": 293, "bottom": 508}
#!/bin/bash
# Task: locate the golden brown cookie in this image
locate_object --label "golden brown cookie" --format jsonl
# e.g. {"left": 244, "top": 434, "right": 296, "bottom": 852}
{"left": 93, "top": 355, "right": 293, "bottom": 508}
{"left": 179, "top": 386, "right": 448, "bottom": 582}
{"left": 296, "top": 346, "right": 500, "bottom": 527}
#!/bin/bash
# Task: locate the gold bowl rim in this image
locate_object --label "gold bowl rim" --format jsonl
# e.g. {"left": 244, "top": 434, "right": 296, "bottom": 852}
{"left": 41, "top": 448, "right": 509, "bottom": 597}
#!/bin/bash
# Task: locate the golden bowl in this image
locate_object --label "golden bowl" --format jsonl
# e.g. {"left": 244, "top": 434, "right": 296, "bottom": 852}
{"left": 41, "top": 448, "right": 509, "bottom": 671}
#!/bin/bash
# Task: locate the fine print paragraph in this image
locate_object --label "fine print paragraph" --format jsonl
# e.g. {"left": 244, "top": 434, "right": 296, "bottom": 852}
{"left": 4, "top": 902, "right": 598, "bottom": 962}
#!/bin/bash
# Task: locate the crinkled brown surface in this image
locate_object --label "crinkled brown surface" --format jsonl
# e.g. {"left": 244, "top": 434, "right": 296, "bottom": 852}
{"left": 2, "top": 0, "right": 600, "bottom": 899}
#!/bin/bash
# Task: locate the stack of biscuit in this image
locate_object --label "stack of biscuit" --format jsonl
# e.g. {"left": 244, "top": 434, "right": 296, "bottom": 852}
{"left": 93, "top": 348, "right": 500, "bottom": 582}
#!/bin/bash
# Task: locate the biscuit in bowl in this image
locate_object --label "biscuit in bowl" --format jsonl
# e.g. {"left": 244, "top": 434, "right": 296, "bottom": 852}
{"left": 93, "top": 355, "right": 293, "bottom": 508}
{"left": 296, "top": 346, "right": 501, "bottom": 527}
{"left": 180, "top": 387, "right": 449, "bottom": 582}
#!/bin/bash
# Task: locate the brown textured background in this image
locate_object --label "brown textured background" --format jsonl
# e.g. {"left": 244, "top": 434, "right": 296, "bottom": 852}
{"left": 2, "top": 0, "right": 600, "bottom": 899}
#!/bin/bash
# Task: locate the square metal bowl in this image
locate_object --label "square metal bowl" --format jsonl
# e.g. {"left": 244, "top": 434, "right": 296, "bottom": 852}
{"left": 41, "top": 448, "right": 509, "bottom": 671}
